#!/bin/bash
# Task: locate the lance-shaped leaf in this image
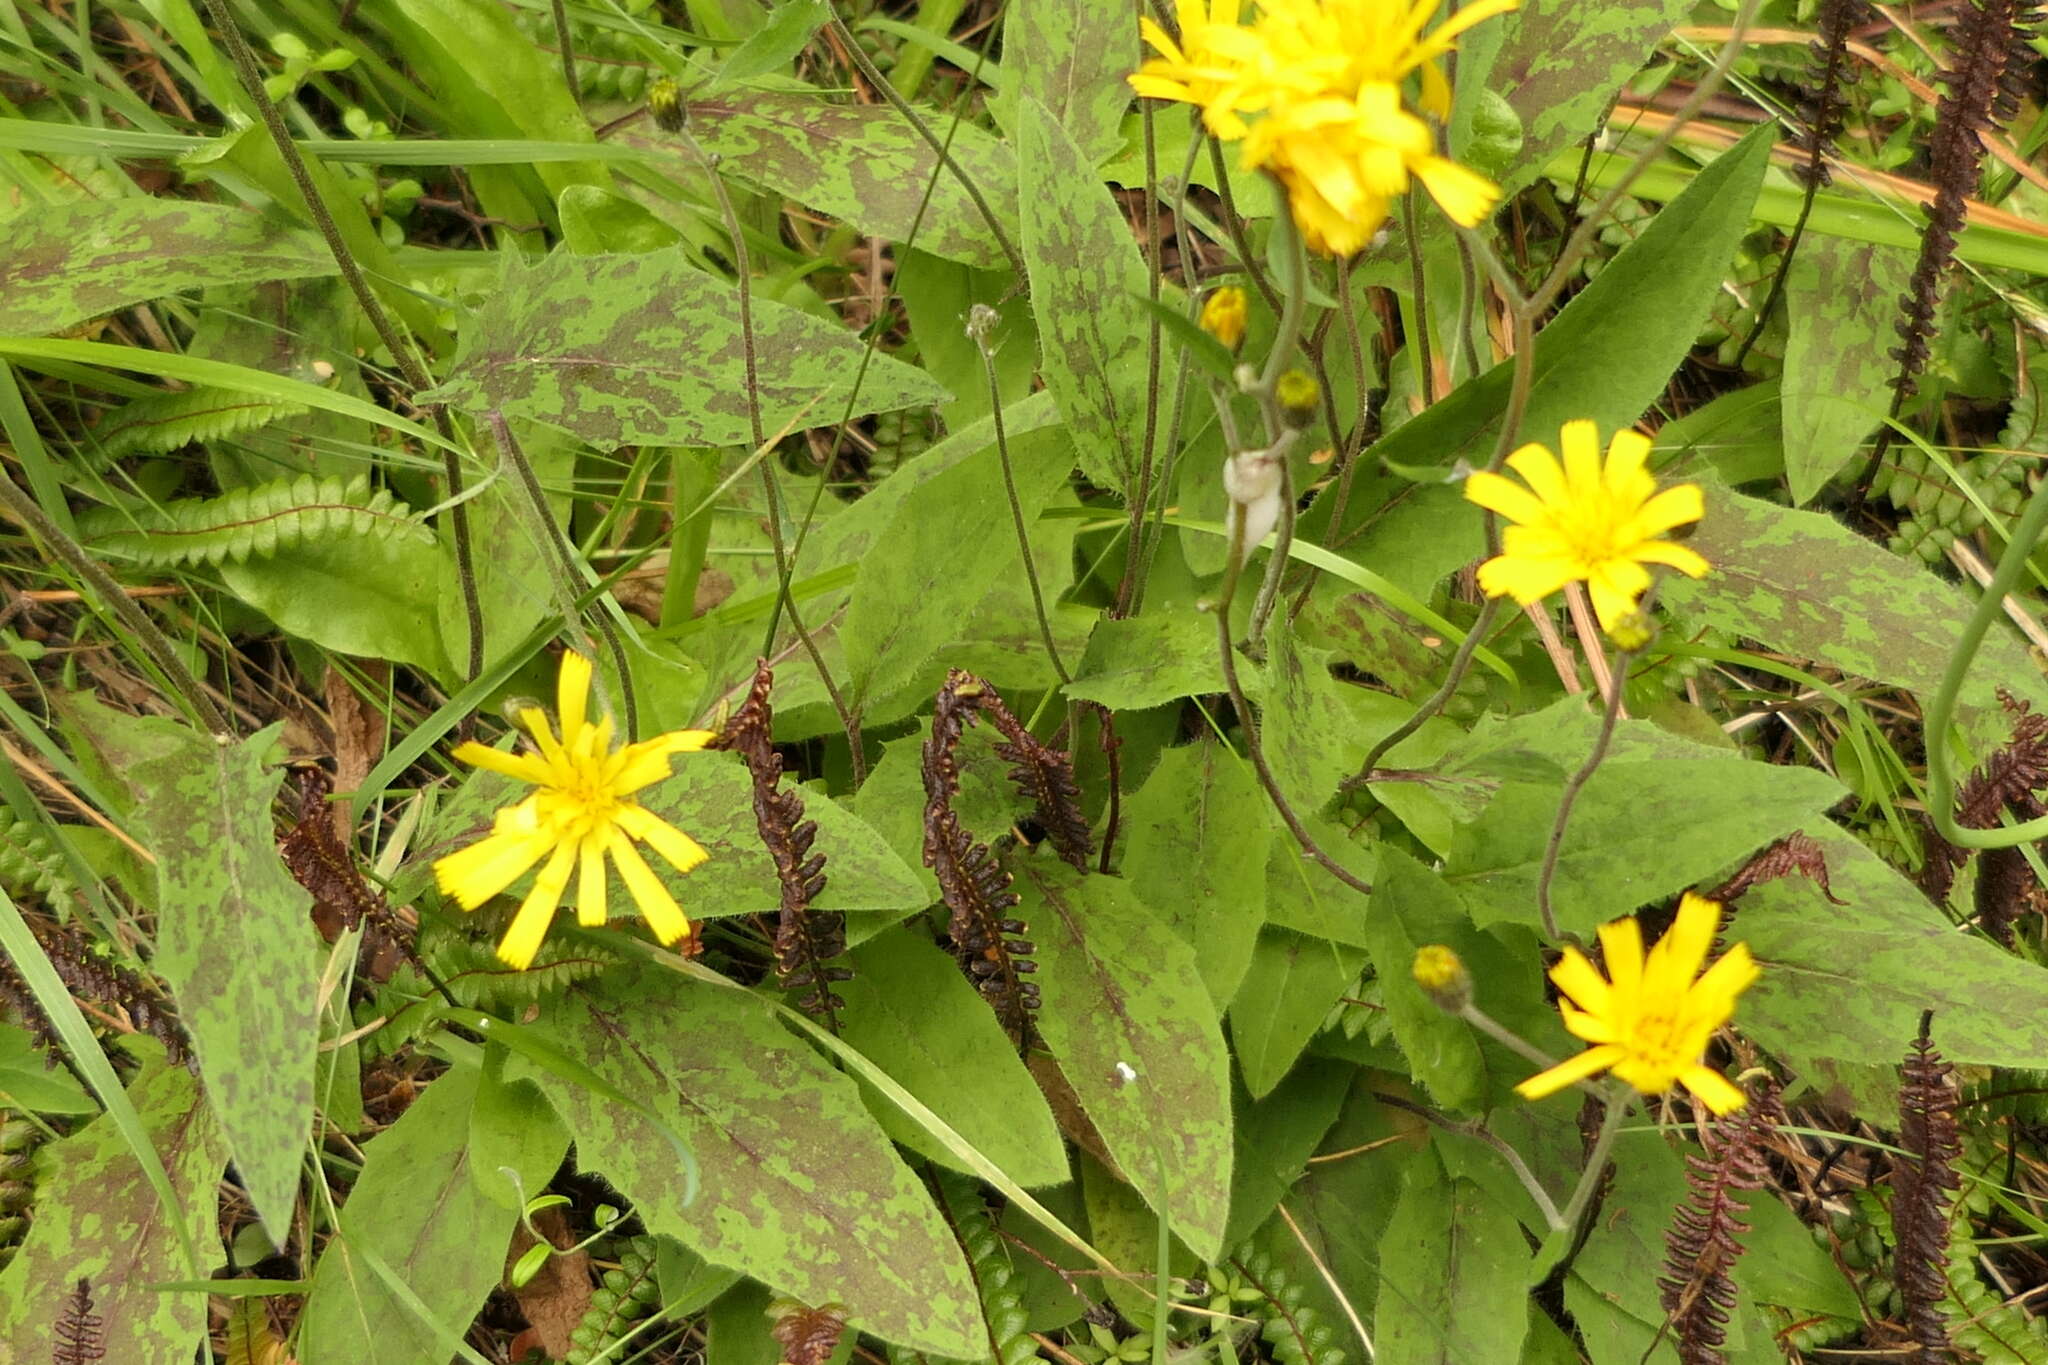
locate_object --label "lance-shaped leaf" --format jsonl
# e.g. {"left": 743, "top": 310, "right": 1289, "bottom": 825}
{"left": 1781, "top": 240, "right": 1914, "bottom": 503}
{"left": 63, "top": 698, "right": 319, "bottom": 1243}
{"left": 426, "top": 251, "right": 947, "bottom": 449}
{"left": 1015, "top": 860, "right": 1233, "bottom": 1260}
{"left": 639, "top": 95, "right": 1019, "bottom": 270}
{"left": 0, "top": 1049, "right": 225, "bottom": 1364}
{"left": 998, "top": 0, "right": 1132, "bottom": 161}
{"left": 1018, "top": 98, "right": 1152, "bottom": 501}
{"left": 0, "top": 199, "right": 334, "bottom": 336}
{"left": 508, "top": 966, "right": 984, "bottom": 1355}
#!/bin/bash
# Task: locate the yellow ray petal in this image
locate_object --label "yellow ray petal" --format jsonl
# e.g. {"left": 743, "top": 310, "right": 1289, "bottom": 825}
{"left": 1559, "top": 1001, "right": 1618, "bottom": 1044}
{"left": 1691, "top": 940, "right": 1760, "bottom": 1008}
{"left": 1503, "top": 442, "right": 1569, "bottom": 508}
{"left": 557, "top": 650, "right": 594, "bottom": 740}
{"left": 1463, "top": 470, "right": 1549, "bottom": 526}
{"left": 1558, "top": 419, "right": 1602, "bottom": 496}
{"left": 616, "top": 803, "right": 711, "bottom": 875}
{"left": 450, "top": 741, "right": 554, "bottom": 786}
{"left": 433, "top": 823, "right": 559, "bottom": 910}
{"left": 497, "top": 839, "right": 576, "bottom": 968}
{"left": 1633, "top": 483, "right": 1706, "bottom": 536}
{"left": 1477, "top": 552, "right": 1576, "bottom": 606}
{"left": 1680, "top": 1065, "right": 1748, "bottom": 1115}
{"left": 1514, "top": 1044, "right": 1624, "bottom": 1100}
{"left": 610, "top": 831, "right": 693, "bottom": 946}
{"left": 610, "top": 730, "right": 716, "bottom": 794}
{"left": 1548, "top": 946, "right": 1615, "bottom": 1016}
{"left": 576, "top": 833, "right": 609, "bottom": 927}
{"left": 1412, "top": 156, "right": 1498, "bottom": 228}
{"left": 1648, "top": 892, "right": 1720, "bottom": 991}
{"left": 1597, "top": 915, "right": 1645, "bottom": 995}
{"left": 1631, "top": 540, "right": 1712, "bottom": 578}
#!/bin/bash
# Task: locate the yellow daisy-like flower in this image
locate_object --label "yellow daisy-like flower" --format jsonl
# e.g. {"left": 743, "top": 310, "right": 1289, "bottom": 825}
{"left": 432, "top": 651, "right": 714, "bottom": 969}
{"left": 1129, "top": 0, "right": 1513, "bottom": 255}
{"left": 1515, "top": 892, "right": 1759, "bottom": 1115}
{"left": 1464, "top": 419, "right": 1710, "bottom": 632}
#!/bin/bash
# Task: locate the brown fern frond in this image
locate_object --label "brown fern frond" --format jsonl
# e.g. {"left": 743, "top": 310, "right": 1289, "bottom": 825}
{"left": 1709, "top": 831, "right": 1842, "bottom": 905}
{"left": 925, "top": 672, "right": 1041, "bottom": 1047}
{"left": 710, "top": 662, "right": 848, "bottom": 1028}
{"left": 1892, "top": 1012, "right": 1962, "bottom": 1363}
{"left": 1883, "top": 0, "right": 2020, "bottom": 416}
{"left": 52, "top": 1277, "right": 103, "bottom": 1365}
{"left": 279, "top": 768, "right": 412, "bottom": 983}
{"left": 1657, "top": 1080, "right": 1787, "bottom": 1364}
{"left": 767, "top": 1300, "right": 848, "bottom": 1365}
{"left": 972, "top": 686, "right": 1092, "bottom": 872}
{"left": 31, "top": 919, "right": 189, "bottom": 1068}
{"left": 1919, "top": 691, "right": 2048, "bottom": 931}
{"left": 0, "top": 951, "right": 63, "bottom": 1062}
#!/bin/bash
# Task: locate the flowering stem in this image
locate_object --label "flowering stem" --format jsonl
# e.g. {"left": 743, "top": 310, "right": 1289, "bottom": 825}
{"left": 976, "top": 319, "right": 1071, "bottom": 686}
{"left": 1923, "top": 455, "right": 2048, "bottom": 848}
{"left": 1375, "top": 1088, "right": 1564, "bottom": 1233}
{"left": 1554, "top": 1086, "right": 1631, "bottom": 1240}
{"left": 1399, "top": 193, "right": 1436, "bottom": 404}
{"left": 1536, "top": 643, "right": 1638, "bottom": 942}
{"left": 1245, "top": 184, "right": 1311, "bottom": 645}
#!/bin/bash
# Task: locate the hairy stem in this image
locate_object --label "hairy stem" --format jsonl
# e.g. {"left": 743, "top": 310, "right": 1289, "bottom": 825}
{"left": 1536, "top": 643, "right": 1636, "bottom": 942}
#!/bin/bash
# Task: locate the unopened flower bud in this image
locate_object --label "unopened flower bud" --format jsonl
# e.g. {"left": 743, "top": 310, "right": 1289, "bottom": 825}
{"left": 1222, "top": 450, "right": 1283, "bottom": 560}
{"left": 648, "top": 77, "right": 686, "bottom": 132}
{"left": 1412, "top": 945, "right": 1471, "bottom": 1012}
{"left": 965, "top": 302, "right": 1000, "bottom": 346}
{"left": 1200, "top": 286, "right": 1248, "bottom": 351}
{"left": 1605, "top": 607, "right": 1656, "bottom": 653}
{"left": 1276, "top": 369, "right": 1319, "bottom": 429}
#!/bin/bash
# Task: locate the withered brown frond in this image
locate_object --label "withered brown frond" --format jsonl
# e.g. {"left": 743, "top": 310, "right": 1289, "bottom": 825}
{"left": 279, "top": 768, "right": 412, "bottom": 982}
{"left": 1709, "top": 830, "right": 1842, "bottom": 906}
{"left": 1892, "top": 1012, "right": 1962, "bottom": 1363}
{"left": 32, "top": 918, "right": 189, "bottom": 1068}
{"left": 964, "top": 682, "right": 1092, "bottom": 872}
{"left": 1885, "top": 0, "right": 2020, "bottom": 412}
{"left": 712, "top": 662, "right": 849, "bottom": 1028}
{"left": 52, "top": 1277, "right": 103, "bottom": 1365}
{"left": 1919, "top": 691, "right": 2048, "bottom": 936}
{"left": 767, "top": 1300, "right": 848, "bottom": 1365}
{"left": 0, "top": 950, "right": 63, "bottom": 1062}
{"left": 925, "top": 672, "right": 1041, "bottom": 1046}
{"left": 1657, "top": 1080, "right": 1786, "bottom": 1364}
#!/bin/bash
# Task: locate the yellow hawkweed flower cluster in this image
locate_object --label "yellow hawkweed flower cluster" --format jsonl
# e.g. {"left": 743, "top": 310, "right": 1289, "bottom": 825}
{"left": 1200, "top": 285, "right": 1249, "bottom": 350}
{"left": 433, "top": 651, "right": 714, "bottom": 969}
{"left": 1516, "top": 893, "right": 1758, "bottom": 1115}
{"left": 1130, "top": 0, "right": 1516, "bottom": 255}
{"left": 1464, "top": 419, "right": 1710, "bottom": 634}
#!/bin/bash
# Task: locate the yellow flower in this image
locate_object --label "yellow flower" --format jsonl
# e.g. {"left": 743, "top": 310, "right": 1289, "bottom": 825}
{"left": 1411, "top": 944, "right": 1471, "bottom": 1010}
{"left": 1515, "top": 893, "right": 1758, "bottom": 1115}
{"left": 433, "top": 651, "right": 714, "bottom": 968}
{"left": 1464, "top": 419, "right": 1710, "bottom": 631}
{"left": 1200, "top": 285, "right": 1249, "bottom": 349}
{"left": 1128, "top": 0, "right": 1512, "bottom": 256}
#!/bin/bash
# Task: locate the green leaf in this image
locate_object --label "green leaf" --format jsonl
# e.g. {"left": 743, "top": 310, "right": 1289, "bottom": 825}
{"left": 1015, "top": 860, "right": 1234, "bottom": 1260}
{"left": 1660, "top": 478, "right": 2048, "bottom": 748}
{"left": 1307, "top": 122, "right": 1776, "bottom": 566}
{"left": 997, "top": 0, "right": 1131, "bottom": 161}
{"left": 1065, "top": 611, "right": 1223, "bottom": 711}
{"left": 1563, "top": 1131, "right": 1694, "bottom": 1365}
{"left": 1442, "top": 699, "right": 1845, "bottom": 937}
{"left": 0, "top": 199, "right": 333, "bottom": 336}
{"left": 63, "top": 702, "right": 320, "bottom": 1243}
{"left": 1489, "top": 0, "right": 1692, "bottom": 197}
{"left": 1117, "top": 737, "right": 1269, "bottom": 1007}
{"left": 298, "top": 1061, "right": 561, "bottom": 1365}
{"left": 1374, "top": 1145, "right": 1532, "bottom": 1364}
{"left": 375, "top": 0, "right": 609, "bottom": 200}
{"left": 413, "top": 747, "right": 926, "bottom": 920}
{"left": 844, "top": 426, "right": 1071, "bottom": 707}
{"left": 509, "top": 965, "right": 982, "bottom": 1353}
{"left": 837, "top": 927, "right": 1068, "bottom": 1186}
{"left": 1018, "top": 98, "right": 1153, "bottom": 500}
{"left": 650, "top": 94, "right": 1018, "bottom": 270}
{"left": 0, "top": 1021, "right": 94, "bottom": 1114}
{"left": 1738, "top": 823, "right": 2048, "bottom": 1072}
{"left": 1358, "top": 849, "right": 1486, "bottom": 1114}
{"left": 716, "top": 0, "right": 831, "bottom": 85}
{"left": 1262, "top": 814, "right": 1375, "bottom": 947}
{"left": 0, "top": 1049, "right": 224, "bottom": 1364}
{"left": 426, "top": 251, "right": 947, "bottom": 449}
{"left": 1781, "top": 239, "right": 1914, "bottom": 503}
{"left": 1254, "top": 622, "right": 1372, "bottom": 820}
{"left": 657, "top": 1238, "right": 745, "bottom": 1316}
{"left": 1228, "top": 926, "right": 1365, "bottom": 1099}
{"left": 1223, "top": 1057, "right": 1351, "bottom": 1249}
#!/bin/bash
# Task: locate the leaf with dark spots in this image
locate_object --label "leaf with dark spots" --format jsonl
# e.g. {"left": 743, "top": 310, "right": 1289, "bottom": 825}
{"left": 0, "top": 1052, "right": 225, "bottom": 1365}
{"left": 508, "top": 967, "right": 984, "bottom": 1356}
{"left": 633, "top": 95, "right": 1019, "bottom": 270}
{"left": 0, "top": 199, "right": 335, "bottom": 336}
{"left": 1659, "top": 479, "right": 2048, "bottom": 749}
{"left": 1017, "top": 99, "right": 1153, "bottom": 502}
{"left": 426, "top": 251, "right": 947, "bottom": 449}
{"left": 61, "top": 697, "right": 319, "bottom": 1245}
{"left": 1015, "top": 860, "right": 1233, "bottom": 1261}
{"left": 1000, "top": 0, "right": 1133, "bottom": 161}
